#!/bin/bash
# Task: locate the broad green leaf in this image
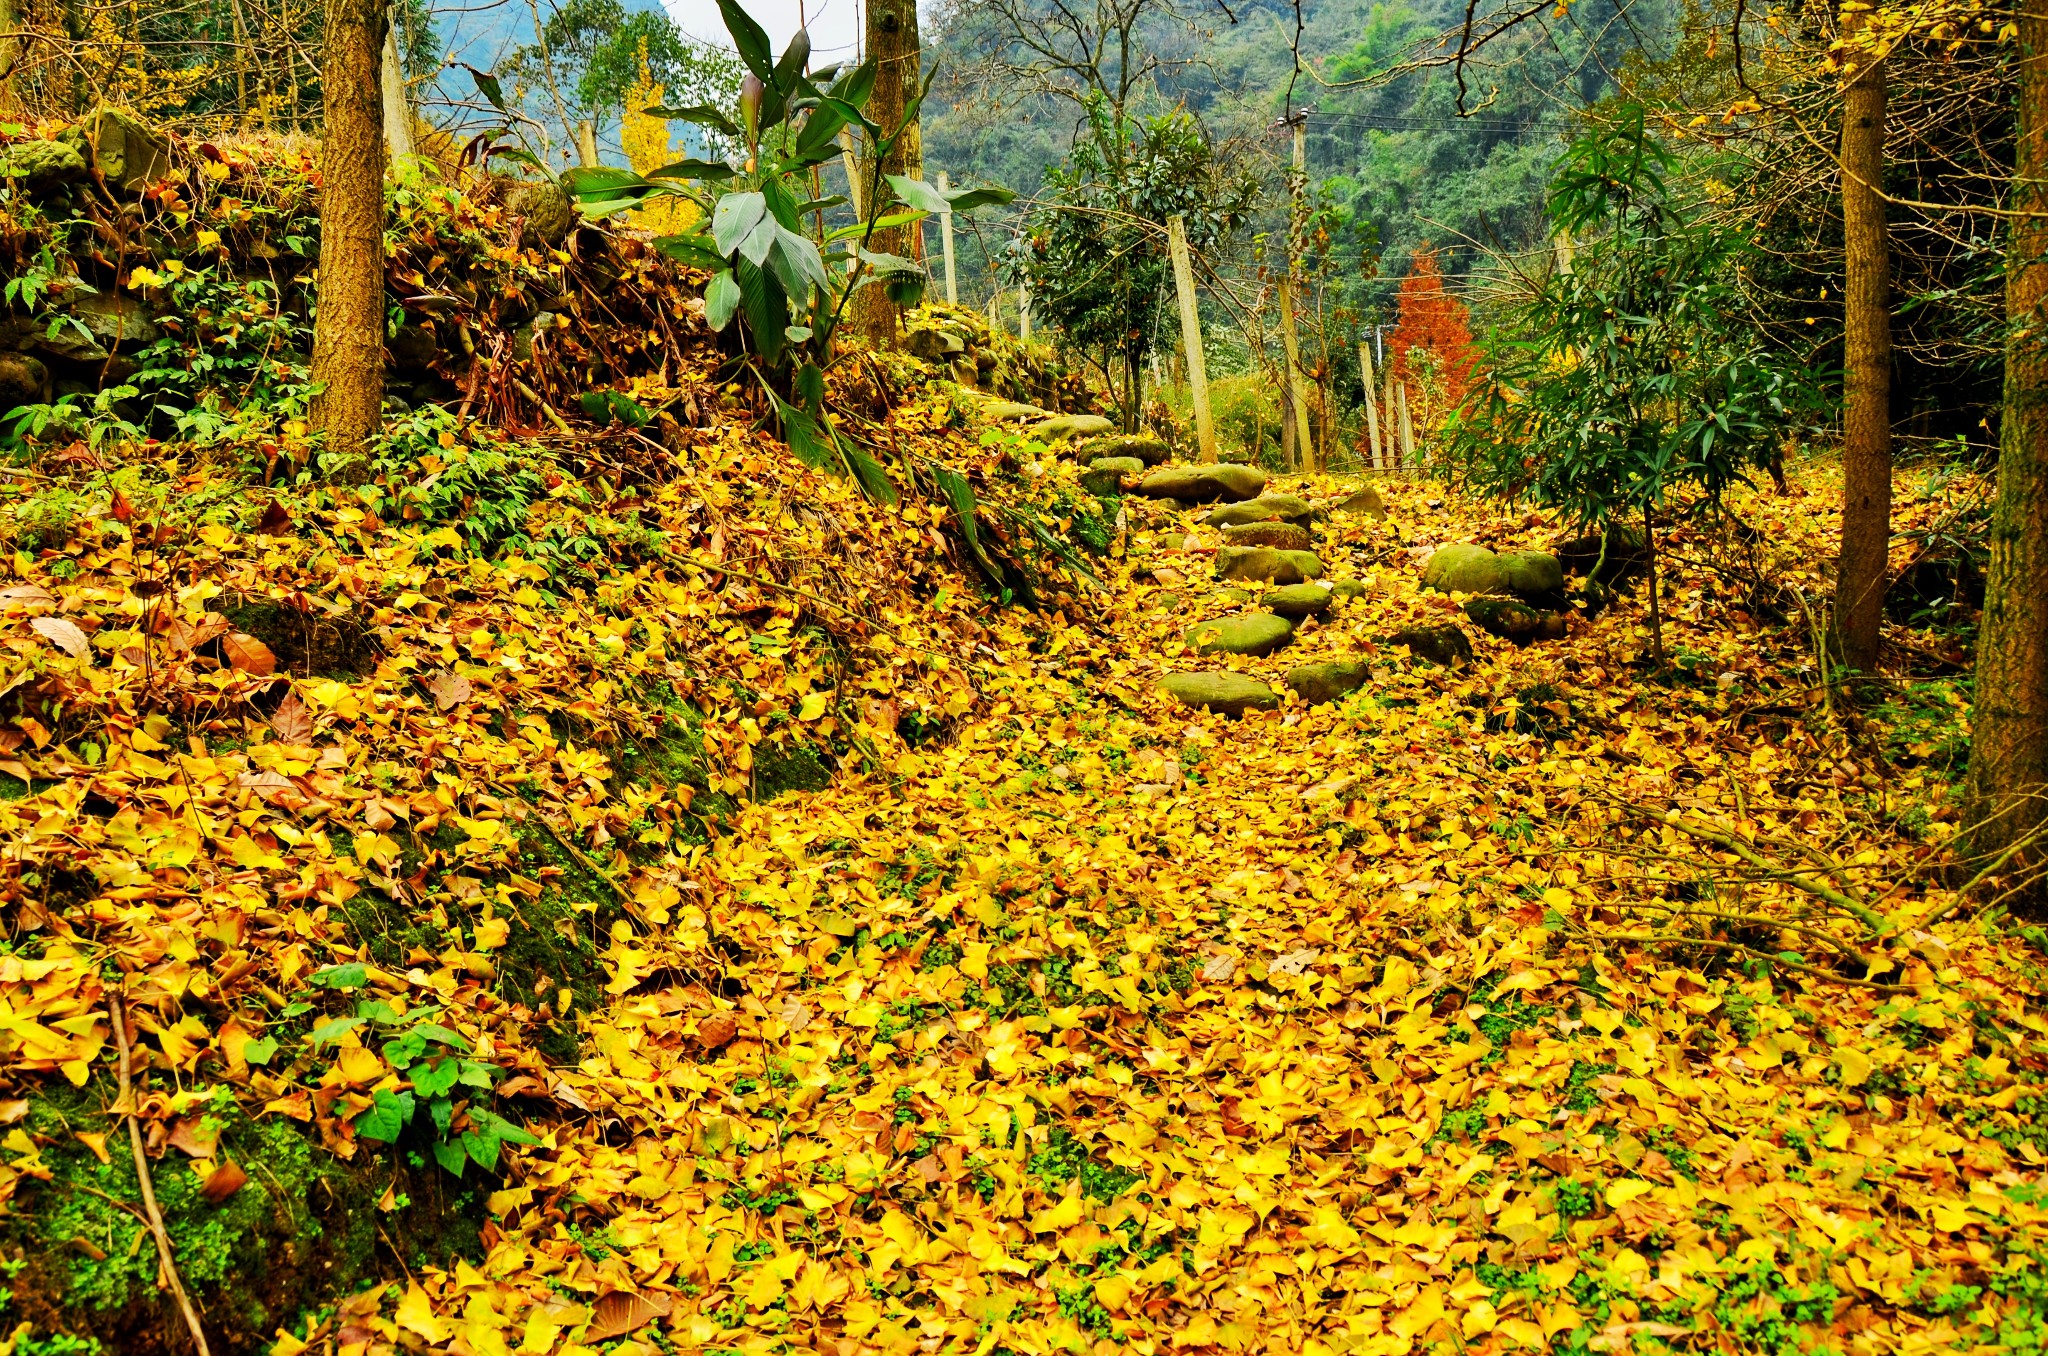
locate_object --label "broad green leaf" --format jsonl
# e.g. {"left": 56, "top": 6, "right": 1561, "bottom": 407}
{"left": 705, "top": 271, "right": 742, "bottom": 331}
{"left": 647, "top": 158, "right": 738, "bottom": 182}
{"left": 432, "top": 1137, "right": 467, "bottom": 1175}
{"left": 241, "top": 1036, "right": 279, "bottom": 1066}
{"left": 717, "top": 0, "right": 775, "bottom": 80}
{"left": 654, "top": 233, "right": 727, "bottom": 271}
{"left": 712, "top": 192, "right": 768, "bottom": 256}
{"left": 308, "top": 962, "right": 366, "bottom": 989}
{"left": 382, "top": 1030, "right": 427, "bottom": 1069}
{"left": 307, "top": 1016, "right": 364, "bottom": 1045}
{"left": 462, "top": 1128, "right": 502, "bottom": 1173}
{"left": 884, "top": 174, "right": 949, "bottom": 214}
{"left": 413, "top": 1057, "right": 460, "bottom": 1098}
{"left": 943, "top": 185, "right": 1017, "bottom": 212}
{"left": 739, "top": 217, "right": 779, "bottom": 269}
{"left": 560, "top": 165, "right": 647, "bottom": 201}
{"left": 643, "top": 104, "right": 743, "bottom": 142}
{"left": 356, "top": 1089, "right": 415, "bottom": 1141}
{"left": 828, "top": 210, "right": 924, "bottom": 243}
{"left": 468, "top": 66, "right": 508, "bottom": 112}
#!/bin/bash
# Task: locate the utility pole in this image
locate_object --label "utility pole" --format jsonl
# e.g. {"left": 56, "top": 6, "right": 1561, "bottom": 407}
{"left": 1166, "top": 215, "right": 1217, "bottom": 463}
{"left": 1274, "top": 108, "right": 1314, "bottom": 473}
{"left": 937, "top": 170, "right": 958, "bottom": 304}
{"left": 1359, "top": 339, "right": 1381, "bottom": 470}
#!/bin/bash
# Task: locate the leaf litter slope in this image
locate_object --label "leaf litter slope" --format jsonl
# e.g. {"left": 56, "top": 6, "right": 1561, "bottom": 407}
{"left": 318, "top": 466, "right": 2043, "bottom": 1355}
{"left": 0, "top": 413, "right": 2038, "bottom": 1353}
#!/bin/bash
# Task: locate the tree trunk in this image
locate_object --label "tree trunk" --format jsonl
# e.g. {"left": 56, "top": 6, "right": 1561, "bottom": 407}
{"left": 1967, "top": 0, "right": 2048, "bottom": 912}
{"left": 0, "top": 0, "right": 19, "bottom": 115}
{"left": 849, "top": 0, "right": 921, "bottom": 348}
{"left": 1123, "top": 348, "right": 1141, "bottom": 434}
{"left": 1833, "top": 10, "right": 1892, "bottom": 673}
{"left": 309, "top": 0, "right": 388, "bottom": 474}
{"left": 1643, "top": 503, "right": 1664, "bottom": 664}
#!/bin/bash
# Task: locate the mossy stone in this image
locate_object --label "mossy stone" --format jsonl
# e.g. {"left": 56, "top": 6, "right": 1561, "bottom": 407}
{"left": 1264, "top": 583, "right": 1333, "bottom": 618}
{"left": 1034, "top": 413, "right": 1115, "bottom": 442}
{"left": 1329, "top": 485, "right": 1387, "bottom": 518}
{"left": 1078, "top": 432, "right": 1171, "bottom": 466}
{"left": 1421, "top": 543, "right": 1502, "bottom": 594}
{"left": 1385, "top": 624, "right": 1474, "bottom": 666}
{"left": 1137, "top": 463, "right": 1268, "bottom": 503}
{"left": 1081, "top": 456, "right": 1144, "bottom": 495}
{"left": 1214, "top": 546, "right": 1324, "bottom": 585}
{"left": 1329, "top": 577, "right": 1369, "bottom": 600}
{"left": 1159, "top": 671, "right": 1281, "bottom": 716}
{"left": 1498, "top": 550, "right": 1565, "bottom": 597}
{"left": 1464, "top": 596, "right": 1555, "bottom": 643}
{"left": 1286, "top": 660, "right": 1372, "bottom": 705}
{"left": 1186, "top": 613, "right": 1294, "bottom": 656}
{"left": 1221, "top": 520, "right": 1311, "bottom": 550}
{"left": 1203, "top": 494, "right": 1313, "bottom": 527}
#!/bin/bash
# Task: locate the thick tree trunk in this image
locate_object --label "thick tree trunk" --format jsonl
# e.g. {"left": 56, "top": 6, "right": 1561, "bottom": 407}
{"left": 309, "top": 0, "right": 388, "bottom": 473}
{"left": 849, "top": 0, "right": 921, "bottom": 347}
{"left": 1833, "top": 12, "right": 1892, "bottom": 673}
{"left": 1967, "top": 0, "right": 2048, "bottom": 911}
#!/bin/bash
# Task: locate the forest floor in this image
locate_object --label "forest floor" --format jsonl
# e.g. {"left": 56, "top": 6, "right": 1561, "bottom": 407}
{"left": 285, "top": 453, "right": 2046, "bottom": 1356}
{"left": 1, "top": 390, "right": 2044, "bottom": 1356}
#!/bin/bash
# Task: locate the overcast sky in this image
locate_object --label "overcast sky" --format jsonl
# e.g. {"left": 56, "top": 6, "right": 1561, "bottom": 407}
{"left": 661, "top": 0, "right": 865, "bottom": 63}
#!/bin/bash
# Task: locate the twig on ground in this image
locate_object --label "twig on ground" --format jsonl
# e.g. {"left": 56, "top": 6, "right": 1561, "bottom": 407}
{"left": 110, "top": 993, "right": 213, "bottom": 1356}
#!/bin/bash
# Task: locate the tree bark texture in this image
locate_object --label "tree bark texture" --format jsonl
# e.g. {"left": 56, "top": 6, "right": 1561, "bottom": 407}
{"left": 1, "top": 0, "right": 23, "bottom": 114}
{"left": 849, "top": 0, "right": 921, "bottom": 347}
{"left": 309, "top": 0, "right": 388, "bottom": 473}
{"left": 1833, "top": 9, "right": 1893, "bottom": 673}
{"left": 1967, "top": 0, "right": 2048, "bottom": 911}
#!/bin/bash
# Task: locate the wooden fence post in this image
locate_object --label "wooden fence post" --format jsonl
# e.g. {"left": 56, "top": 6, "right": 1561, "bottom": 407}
{"left": 1167, "top": 215, "right": 1217, "bottom": 463}
{"left": 1398, "top": 381, "right": 1416, "bottom": 466}
{"left": 1280, "top": 278, "right": 1312, "bottom": 471}
{"left": 937, "top": 171, "right": 958, "bottom": 305}
{"left": 1359, "top": 340, "right": 1381, "bottom": 470}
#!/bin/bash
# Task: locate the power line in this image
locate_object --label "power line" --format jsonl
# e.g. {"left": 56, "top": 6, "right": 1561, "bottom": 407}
{"left": 1307, "top": 110, "right": 1571, "bottom": 133}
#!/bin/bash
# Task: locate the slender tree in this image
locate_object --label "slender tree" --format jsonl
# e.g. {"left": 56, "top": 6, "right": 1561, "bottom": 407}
{"left": 308, "top": 0, "right": 388, "bottom": 471}
{"left": 1833, "top": 4, "right": 1893, "bottom": 674}
{"left": 0, "top": 0, "right": 19, "bottom": 114}
{"left": 1968, "top": 0, "right": 2048, "bottom": 909}
{"left": 849, "top": 0, "right": 922, "bottom": 347}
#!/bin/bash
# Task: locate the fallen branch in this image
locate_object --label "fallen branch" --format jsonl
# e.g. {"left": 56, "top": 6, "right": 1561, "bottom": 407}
{"left": 1574, "top": 931, "right": 1912, "bottom": 993}
{"left": 110, "top": 994, "right": 212, "bottom": 1356}
{"left": 1646, "top": 806, "right": 1891, "bottom": 935}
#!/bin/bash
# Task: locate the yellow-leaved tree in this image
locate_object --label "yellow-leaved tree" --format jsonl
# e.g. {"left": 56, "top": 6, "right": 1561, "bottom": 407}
{"left": 622, "top": 40, "right": 699, "bottom": 236}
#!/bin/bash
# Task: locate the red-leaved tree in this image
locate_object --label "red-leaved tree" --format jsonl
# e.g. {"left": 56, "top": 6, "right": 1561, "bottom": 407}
{"left": 1387, "top": 247, "right": 1476, "bottom": 419}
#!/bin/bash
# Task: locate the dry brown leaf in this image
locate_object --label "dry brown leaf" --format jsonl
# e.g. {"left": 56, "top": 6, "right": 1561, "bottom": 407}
{"left": 222, "top": 631, "right": 278, "bottom": 675}
{"left": 200, "top": 1160, "right": 248, "bottom": 1203}
{"left": 584, "top": 1290, "right": 673, "bottom": 1342}
{"left": 166, "top": 1116, "right": 221, "bottom": 1159}
{"left": 270, "top": 692, "right": 315, "bottom": 743}
{"left": 1270, "top": 947, "right": 1320, "bottom": 976}
{"left": 697, "top": 1013, "right": 738, "bottom": 1051}
{"left": 29, "top": 616, "right": 91, "bottom": 658}
{"left": 427, "top": 670, "right": 473, "bottom": 710}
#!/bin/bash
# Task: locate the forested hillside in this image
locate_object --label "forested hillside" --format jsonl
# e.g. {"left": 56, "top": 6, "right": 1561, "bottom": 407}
{"left": 923, "top": 0, "right": 1671, "bottom": 321}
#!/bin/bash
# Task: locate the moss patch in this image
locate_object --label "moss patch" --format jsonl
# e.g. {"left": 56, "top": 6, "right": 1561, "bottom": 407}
{"left": 0, "top": 1086, "right": 486, "bottom": 1354}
